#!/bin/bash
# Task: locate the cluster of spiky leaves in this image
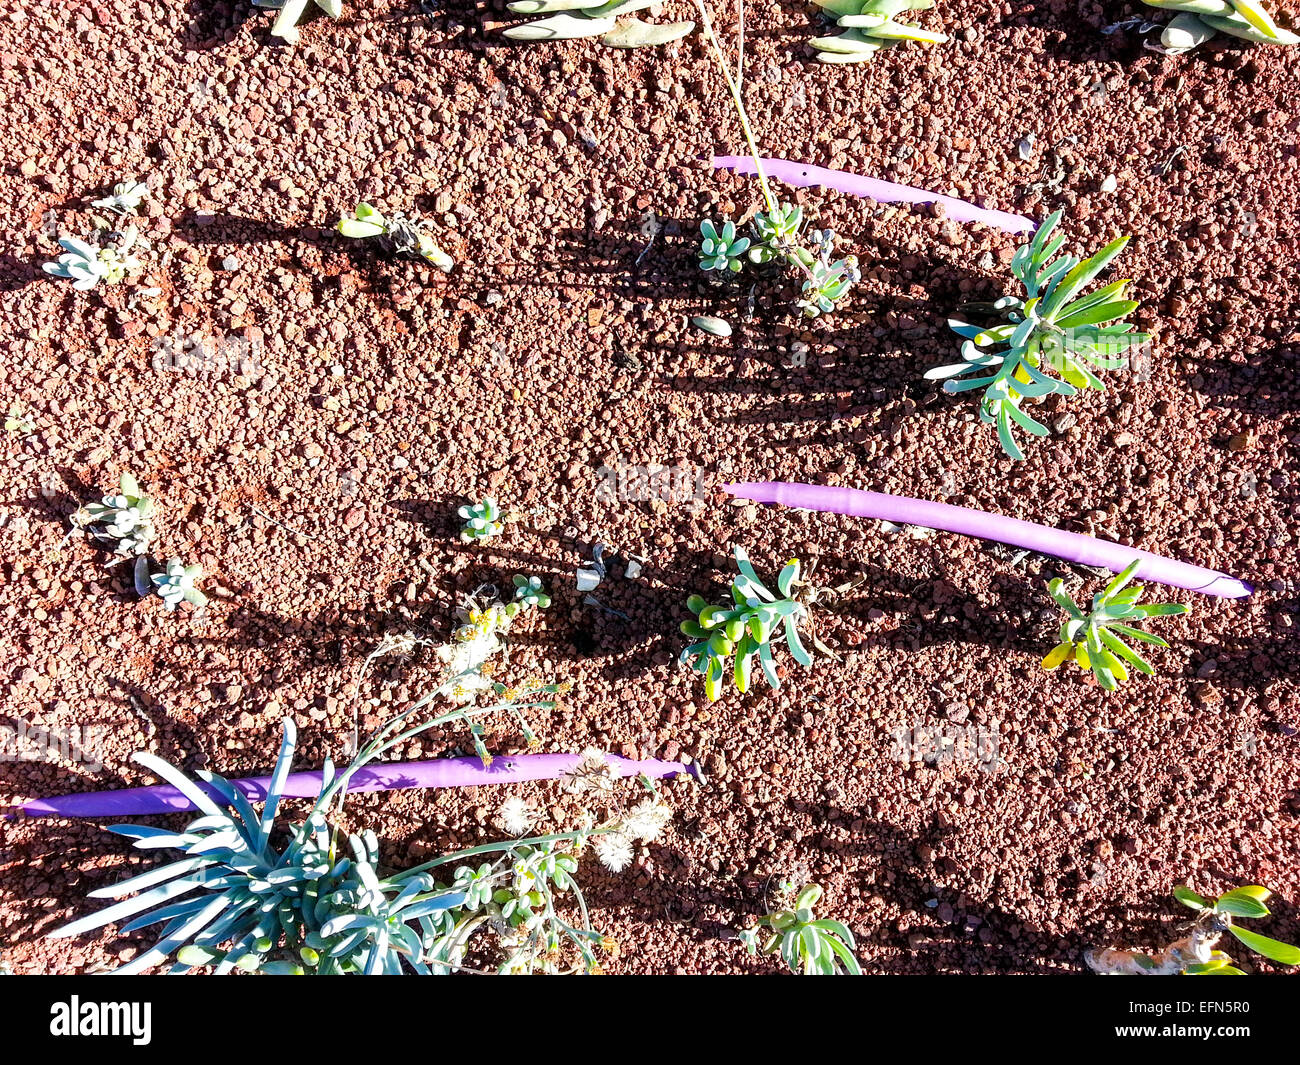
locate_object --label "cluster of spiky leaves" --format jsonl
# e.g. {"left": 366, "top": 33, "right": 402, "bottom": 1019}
{"left": 502, "top": 0, "right": 695, "bottom": 48}
{"left": 337, "top": 202, "right": 453, "bottom": 272}
{"left": 739, "top": 883, "right": 862, "bottom": 975}
{"left": 810, "top": 0, "right": 948, "bottom": 64}
{"left": 699, "top": 205, "right": 860, "bottom": 319}
{"left": 50, "top": 671, "right": 586, "bottom": 974}
{"left": 251, "top": 0, "right": 342, "bottom": 43}
{"left": 681, "top": 547, "right": 813, "bottom": 701}
{"left": 42, "top": 227, "right": 143, "bottom": 291}
{"left": 1172, "top": 885, "right": 1300, "bottom": 974}
{"left": 1041, "top": 560, "right": 1189, "bottom": 692}
{"left": 1144, "top": 0, "right": 1298, "bottom": 52}
{"left": 925, "top": 210, "right": 1150, "bottom": 459}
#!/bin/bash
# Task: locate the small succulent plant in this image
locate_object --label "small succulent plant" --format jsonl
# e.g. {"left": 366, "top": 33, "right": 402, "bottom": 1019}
{"left": 336, "top": 202, "right": 453, "bottom": 272}
{"left": 1143, "top": 0, "right": 1298, "bottom": 52}
{"left": 42, "top": 227, "right": 143, "bottom": 291}
{"left": 681, "top": 547, "right": 814, "bottom": 702}
{"left": 502, "top": 1, "right": 695, "bottom": 48}
{"left": 151, "top": 558, "right": 208, "bottom": 611}
{"left": 699, "top": 206, "right": 860, "bottom": 319}
{"left": 738, "top": 883, "right": 862, "bottom": 975}
{"left": 1041, "top": 560, "right": 1189, "bottom": 692}
{"left": 698, "top": 219, "right": 751, "bottom": 273}
{"left": 925, "top": 210, "right": 1150, "bottom": 460}
{"left": 75, "top": 472, "right": 156, "bottom": 558}
{"left": 251, "top": 0, "right": 343, "bottom": 43}
{"left": 510, "top": 574, "right": 552, "bottom": 612}
{"left": 91, "top": 178, "right": 148, "bottom": 217}
{"left": 810, "top": 0, "right": 949, "bottom": 64}
{"left": 458, "top": 498, "right": 503, "bottom": 543}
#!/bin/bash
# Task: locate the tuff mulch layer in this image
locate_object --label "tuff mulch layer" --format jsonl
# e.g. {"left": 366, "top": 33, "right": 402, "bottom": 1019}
{"left": 1, "top": 0, "right": 1297, "bottom": 974}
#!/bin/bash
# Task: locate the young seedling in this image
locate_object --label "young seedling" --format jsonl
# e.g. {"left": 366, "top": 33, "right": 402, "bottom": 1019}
{"left": 336, "top": 202, "right": 453, "bottom": 272}
{"left": 739, "top": 882, "right": 862, "bottom": 975}
{"left": 1041, "top": 560, "right": 1189, "bottom": 691}
{"left": 251, "top": 0, "right": 343, "bottom": 43}
{"left": 91, "top": 178, "right": 148, "bottom": 217}
{"left": 510, "top": 574, "right": 552, "bottom": 611}
{"left": 681, "top": 547, "right": 815, "bottom": 702}
{"left": 1088, "top": 885, "right": 1300, "bottom": 975}
{"left": 458, "top": 497, "right": 503, "bottom": 543}
{"left": 809, "top": 0, "right": 949, "bottom": 65}
{"left": 73, "top": 472, "right": 156, "bottom": 559}
{"left": 42, "top": 226, "right": 143, "bottom": 291}
{"left": 150, "top": 558, "right": 208, "bottom": 611}
{"left": 925, "top": 211, "right": 1150, "bottom": 460}
{"left": 501, "top": 0, "right": 695, "bottom": 49}
{"left": 1142, "top": 0, "right": 1298, "bottom": 51}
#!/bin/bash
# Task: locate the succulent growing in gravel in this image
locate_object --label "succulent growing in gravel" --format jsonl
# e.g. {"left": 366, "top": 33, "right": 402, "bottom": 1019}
{"left": 74, "top": 472, "right": 156, "bottom": 558}
{"left": 809, "top": 0, "right": 949, "bottom": 64}
{"left": 151, "top": 558, "right": 208, "bottom": 611}
{"left": 1142, "top": 0, "right": 1298, "bottom": 52}
{"left": 42, "top": 227, "right": 143, "bottom": 290}
{"left": 738, "top": 882, "right": 862, "bottom": 975}
{"left": 510, "top": 574, "right": 552, "bottom": 612}
{"left": 458, "top": 497, "right": 503, "bottom": 543}
{"left": 91, "top": 178, "right": 148, "bottom": 217}
{"left": 1088, "top": 884, "right": 1300, "bottom": 975}
{"left": 336, "top": 202, "right": 453, "bottom": 272}
{"left": 1041, "top": 560, "right": 1189, "bottom": 692}
{"left": 501, "top": 1, "right": 695, "bottom": 49}
{"left": 681, "top": 547, "right": 814, "bottom": 702}
{"left": 251, "top": 0, "right": 343, "bottom": 43}
{"left": 925, "top": 210, "right": 1150, "bottom": 460}
{"left": 698, "top": 218, "right": 751, "bottom": 273}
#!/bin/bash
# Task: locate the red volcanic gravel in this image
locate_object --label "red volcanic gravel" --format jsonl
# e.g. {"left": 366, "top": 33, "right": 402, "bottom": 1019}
{"left": 0, "top": 0, "right": 1298, "bottom": 975}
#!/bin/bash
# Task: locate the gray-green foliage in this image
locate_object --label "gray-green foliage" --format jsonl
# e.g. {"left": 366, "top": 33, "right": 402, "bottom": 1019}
{"left": 251, "top": 0, "right": 343, "bottom": 43}
{"left": 336, "top": 202, "right": 453, "bottom": 272}
{"left": 1174, "top": 885, "right": 1300, "bottom": 973}
{"left": 739, "top": 883, "right": 862, "bottom": 975}
{"left": 1041, "top": 560, "right": 1189, "bottom": 692}
{"left": 458, "top": 497, "right": 503, "bottom": 543}
{"left": 151, "top": 558, "right": 208, "bottom": 612}
{"left": 42, "top": 227, "right": 143, "bottom": 291}
{"left": 75, "top": 472, "right": 155, "bottom": 558}
{"left": 681, "top": 546, "right": 814, "bottom": 702}
{"left": 698, "top": 205, "right": 860, "bottom": 319}
{"left": 925, "top": 210, "right": 1150, "bottom": 460}
{"left": 91, "top": 179, "right": 148, "bottom": 217}
{"left": 502, "top": 0, "right": 695, "bottom": 49}
{"left": 1143, "top": 0, "right": 1298, "bottom": 51}
{"left": 511, "top": 574, "right": 552, "bottom": 611}
{"left": 810, "top": 0, "right": 949, "bottom": 64}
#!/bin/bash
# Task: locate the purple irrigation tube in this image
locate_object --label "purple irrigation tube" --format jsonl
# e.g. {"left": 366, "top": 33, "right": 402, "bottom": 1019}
{"left": 4, "top": 753, "right": 699, "bottom": 821}
{"left": 725, "top": 482, "right": 1252, "bottom": 599}
{"left": 711, "top": 155, "right": 1036, "bottom": 235}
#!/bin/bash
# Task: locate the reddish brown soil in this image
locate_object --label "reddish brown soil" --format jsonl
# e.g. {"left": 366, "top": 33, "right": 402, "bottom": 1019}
{"left": 1, "top": 0, "right": 1298, "bottom": 974}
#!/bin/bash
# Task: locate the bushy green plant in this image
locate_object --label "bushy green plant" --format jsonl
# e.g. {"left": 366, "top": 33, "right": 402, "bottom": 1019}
{"left": 1041, "top": 560, "right": 1189, "bottom": 691}
{"left": 1173, "top": 885, "right": 1300, "bottom": 974}
{"left": 42, "top": 227, "right": 143, "bottom": 290}
{"left": 809, "top": 0, "right": 948, "bottom": 64}
{"left": 91, "top": 178, "right": 148, "bottom": 217}
{"left": 501, "top": 0, "right": 695, "bottom": 48}
{"left": 251, "top": 0, "right": 343, "bottom": 43}
{"left": 925, "top": 210, "right": 1150, "bottom": 460}
{"left": 1144, "top": 0, "right": 1298, "bottom": 51}
{"left": 681, "top": 547, "right": 814, "bottom": 701}
{"left": 739, "top": 883, "right": 861, "bottom": 975}
{"left": 458, "top": 497, "right": 503, "bottom": 543}
{"left": 336, "top": 202, "right": 453, "bottom": 272}
{"left": 74, "top": 472, "right": 155, "bottom": 558}
{"left": 150, "top": 558, "right": 208, "bottom": 612}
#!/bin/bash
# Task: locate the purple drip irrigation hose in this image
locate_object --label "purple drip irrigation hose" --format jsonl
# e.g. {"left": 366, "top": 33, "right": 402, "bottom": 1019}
{"left": 725, "top": 482, "right": 1252, "bottom": 600}
{"left": 712, "top": 156, "right": 1036, "bottom": 235}
{"left": 4, "top": 753, "right": 699, "bottom": 821}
